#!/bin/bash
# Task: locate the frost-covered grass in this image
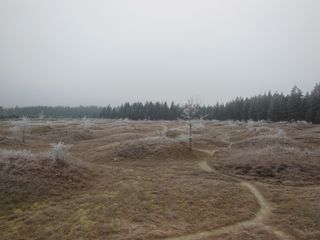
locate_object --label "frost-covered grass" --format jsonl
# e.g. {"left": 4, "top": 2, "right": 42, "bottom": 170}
{"left": 226, "top": 120, "right": 237, "bottom": 128}
{"left": 0, "top": 142, "right": 71, "bottom": 163}
{"left": 51, "top": 142, "right": 71, "bottom": 165}
{"left": 176, "top": 134, "right": 189, "bottom": 143}
{"left": 0, "top": 149, "right": 35, "bottom": 160}
{"left": 296, "top": 120, "right": 310, "bottom": 125}
{"left": 193, "top": 121, "right": 206, "bottom": 130}
{"left": 246, "top": 120, "right": 268, "bottom": 131}
{"left": 1, "top": 118, "right": 320, "bottom": 240}
{"left": 80, "top": 116, "right": 96, "bottom": 129}
{"left": 0, "top": 148, "right": 50, "bottom": 160}
{"left": 257, "top": 143, "right": 320, "bottom": 161}
{"left": 156, "top": 123, "right": 168, "bottom": 138}
{"left": 246, "top": 120, "right": 255, "bottom": 130}
{"left": 273, "top": 128, "right": 286, "bottom": 138}
{"left": 259, "top": 144, "right": 300, "bottom": 154}
{"left": 110, "top": 119, "right": 130, "bottom": 127}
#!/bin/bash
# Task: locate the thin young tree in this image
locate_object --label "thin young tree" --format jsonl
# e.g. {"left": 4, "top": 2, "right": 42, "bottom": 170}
{"left": 38, "top": 111, "right": 45, "bottom": 121}
{"left": 11, "top": 116, "right": 31, "bottom": 143}
{"left": 182, "top": 97, "right": 200, "bottom": 151}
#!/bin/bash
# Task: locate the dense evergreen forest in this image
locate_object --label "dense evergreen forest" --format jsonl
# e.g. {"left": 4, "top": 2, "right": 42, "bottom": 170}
{"left": 1, "top": 83, "right": 320, "bottom": 123}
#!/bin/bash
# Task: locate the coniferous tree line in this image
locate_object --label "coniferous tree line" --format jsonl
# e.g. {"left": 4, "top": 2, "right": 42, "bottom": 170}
{"left": 199, "top": 84, "right": 320, "bottom": 123}
{"left": 99, "top": 102, "right": 182, "bottom": 120}
{"left": 1, "top": 83, "right": 319, "bottom": 123}
{"left": 98, "top": 83, "right": 320, "bottom": 123}
{"left": 0, "top": 106, "right": 103, "bottom": 119}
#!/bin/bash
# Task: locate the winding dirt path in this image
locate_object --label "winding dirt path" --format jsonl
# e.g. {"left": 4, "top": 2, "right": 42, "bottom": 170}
{"left": 164, "top": 139, "right": 294, "bottom": 240}
{"left": 164, "top": 180, "right": 272, "bottom": 240}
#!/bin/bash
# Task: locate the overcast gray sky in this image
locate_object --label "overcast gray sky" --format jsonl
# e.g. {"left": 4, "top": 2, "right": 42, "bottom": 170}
{"left": 0, "top": 0, "right": 319, "bottom": 107}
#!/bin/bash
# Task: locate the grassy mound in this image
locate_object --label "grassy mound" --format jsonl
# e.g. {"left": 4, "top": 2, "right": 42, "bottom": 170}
{"left": 212, "top": 140, "right": 320, "bottom": 185}
{"left": 0, "top": 149, "right": 91, "bottom": 212}
{"left": 89, "top": 137, "right": 204, "bottom": 163}
{"left": 47, "top": 129, "right": 94, "bottom": 143}
{"left": 0, "top": 135, "right": 24, "bottom": 147}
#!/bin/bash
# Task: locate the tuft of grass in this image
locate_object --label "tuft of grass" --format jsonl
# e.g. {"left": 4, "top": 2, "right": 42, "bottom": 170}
{"left": 80, "top": 116, "right": 95, "bottom": 129}
{"left": 51, "top": 142, "right": 71, "bottom": 165}
{"left": 0, "top": 148, "right": 35, "bottom": 160}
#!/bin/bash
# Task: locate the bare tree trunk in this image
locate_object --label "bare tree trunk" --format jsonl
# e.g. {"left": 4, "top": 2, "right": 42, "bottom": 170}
{"left": 189, "top": 120, "right": 192, "bottom": 151}
{"left": 22, "top": 130, "right": 25, "bottom": 143}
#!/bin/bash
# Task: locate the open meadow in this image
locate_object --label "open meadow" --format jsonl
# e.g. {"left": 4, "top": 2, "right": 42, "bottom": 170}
{"left": 0, "top": 119, "right": 320, "bottom": 240}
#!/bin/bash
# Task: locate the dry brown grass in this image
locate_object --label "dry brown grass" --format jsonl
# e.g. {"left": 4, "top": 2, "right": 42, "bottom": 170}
{"left": 204, "top": 227, "right": 281, "bottom": 240}
{"left": 0, "top": 120, "right": 319, "bottom": 239}
{"left": 211, "top": 133, "right": 320, "bottom": 185}
{"left": 255, "top": 183, "right": 320, "bottom": 240}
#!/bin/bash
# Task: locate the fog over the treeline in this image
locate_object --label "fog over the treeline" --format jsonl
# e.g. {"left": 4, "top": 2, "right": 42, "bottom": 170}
{"left": 0, "top": 0, "right": 319, "bottom": 107}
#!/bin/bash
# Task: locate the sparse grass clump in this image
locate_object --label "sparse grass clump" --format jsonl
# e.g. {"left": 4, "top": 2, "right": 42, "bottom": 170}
{"left": 80, "top": 116, "right": 95, "bottom": 129}
{"left": 0, "top": 148, "right": 35, "bottom": 160}
{"left": 193, "top": 121, "right": 206, "bottom": 130}
{"left": 259, "top": 144, "right": 300, "bottom": 155}
{"left": 51, "top": 142, "right": 71, "bottom": 165}
{"left": 0, "top": 148, "right": 51, "bottom": 161}
{"left": 156, "top": 122, "right": 168, "bottom": 138}
{"left": 274, "top": 128, "right": 286, "bottom": 138}
{"left": 176, "top": 134, "right": 189, "bottom": 143}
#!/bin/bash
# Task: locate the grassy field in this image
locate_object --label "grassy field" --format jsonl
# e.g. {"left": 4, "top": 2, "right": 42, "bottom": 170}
{"left": 0, "top": 119, "right": 319, "bottom": 240}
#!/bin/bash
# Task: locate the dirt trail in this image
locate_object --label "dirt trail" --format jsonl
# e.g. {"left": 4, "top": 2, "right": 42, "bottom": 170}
{"left": 164, "top": 179, "right": 272, "bottom": 240}
{"left": 164, "top": 139, "right": 294, "bottom": 240}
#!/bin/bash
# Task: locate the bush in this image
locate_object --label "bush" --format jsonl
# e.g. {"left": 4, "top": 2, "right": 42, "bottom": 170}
{"left": 51, "top": 142, "right": 71, "bottom": 165}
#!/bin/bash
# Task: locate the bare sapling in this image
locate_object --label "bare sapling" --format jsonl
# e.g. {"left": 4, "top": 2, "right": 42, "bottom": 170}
{"left": 182, "top": 97, "right": 200, "bottom": 151}
{"left": 38, "top": 111, "right": 45, "bottom": 121}
{"left": 10, "top": 116, "right": 31, "bottom": 143}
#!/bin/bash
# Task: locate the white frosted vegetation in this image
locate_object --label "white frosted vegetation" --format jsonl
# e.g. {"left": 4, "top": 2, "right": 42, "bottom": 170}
{"left": 0, "top": 148, "right": 50, "bottom": 160}
{"left": 182, "top": 97, "right": 200, "bottom": 151}
{"left": 80, "top": 116, "right": 95, "bottom": 129}
{"left": 38, "top": 112, "right": 45, "bottom": 121}
{"left": 10, "top": 117, "right": 32, "bottom": 143}
{"left": 51, "top": 142, "right": 71, "bottom": 165}
{"left": 176, "top": 134, "right": 189, "bottom": 143}
{"left": 0, "top": 149, "right": 34, "bottom": 160}
{"left": 156, "top": 122, "right": 168, "bottom": 138}
{"left": 274, "top": 128, "right": 286, "bottom": 138}
{"left": 246, "top": 120, "right": 255, "bottom": 130}
{"left": 193, "top": 118, "right": 206, "bottom": 130}
{"left": 259, "top": 144, "right": 299, "bottom": 154}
